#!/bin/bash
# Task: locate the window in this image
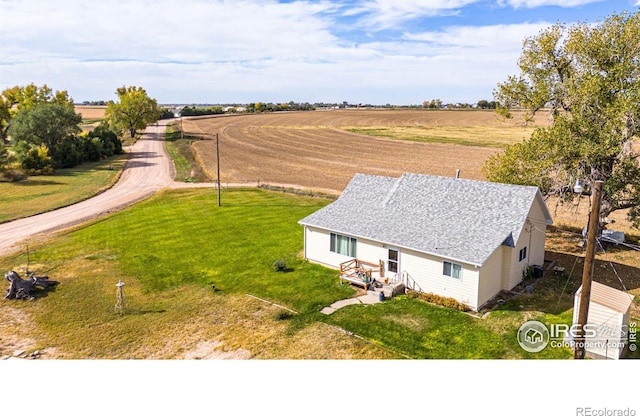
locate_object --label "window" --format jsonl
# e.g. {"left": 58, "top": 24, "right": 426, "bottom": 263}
{"left": 519, "top": 247, "right": 527, "bottom": 262}
{"left": 443, "top": 261, "right": 462, "bottom": 279}
{"left": 330, "top": 233, "right": 357, "bottom": 257}
{"left": 388, "top": 248, "right": 399, "bottom": 273}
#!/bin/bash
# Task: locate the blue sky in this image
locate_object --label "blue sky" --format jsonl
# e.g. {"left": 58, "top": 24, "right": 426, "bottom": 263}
{"left": 1, "top": 0, "right": 639, "bottom": 105}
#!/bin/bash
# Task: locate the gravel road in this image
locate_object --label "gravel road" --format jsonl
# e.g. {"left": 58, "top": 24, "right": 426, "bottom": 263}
{"left": 0, "top": 121, "right": 181, "bottom": 256}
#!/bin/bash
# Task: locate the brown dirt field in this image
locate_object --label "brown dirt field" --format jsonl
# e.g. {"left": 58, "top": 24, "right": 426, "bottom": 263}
{"left": 182, "top": 109, "right": 549, "bottom": 192}
{"left": 74, "top": 105, "right": 106, "bottom": 120}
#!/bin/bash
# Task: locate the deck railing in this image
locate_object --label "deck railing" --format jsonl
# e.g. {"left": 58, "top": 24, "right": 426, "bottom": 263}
{"left": 339, "top": 259, "right": 384, "bottom": 290}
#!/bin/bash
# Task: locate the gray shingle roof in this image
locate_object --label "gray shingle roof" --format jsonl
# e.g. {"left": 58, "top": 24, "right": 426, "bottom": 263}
{"left": 299, "top": 173, "right": 553, "bottom": 266}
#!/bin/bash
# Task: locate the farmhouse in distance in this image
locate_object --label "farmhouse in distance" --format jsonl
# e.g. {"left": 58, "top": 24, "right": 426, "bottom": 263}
{"left": 299, "top": 172, "right": 553, "bottom": 311}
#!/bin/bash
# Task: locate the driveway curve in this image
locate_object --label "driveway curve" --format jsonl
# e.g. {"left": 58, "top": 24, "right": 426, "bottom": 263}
{"left": 0, "top": 120, "right": 185, "bottom": 256}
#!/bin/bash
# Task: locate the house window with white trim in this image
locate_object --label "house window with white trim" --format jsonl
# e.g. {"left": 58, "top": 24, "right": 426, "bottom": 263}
{"left": 443, "top": 261, "right": 462, "bottom": 279}
{"left": 519, "top": 247, "right": 527, "bottom": 262}
{"left": 330, "top": 233, "right": 357, "bottom": 257}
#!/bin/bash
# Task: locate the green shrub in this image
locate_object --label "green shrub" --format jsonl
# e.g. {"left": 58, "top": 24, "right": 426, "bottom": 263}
{"left": 273, "top": 258, "right": 288, "bottom": 272}
{"left": 17, "top": 143, "right": 54, "bottom": 175}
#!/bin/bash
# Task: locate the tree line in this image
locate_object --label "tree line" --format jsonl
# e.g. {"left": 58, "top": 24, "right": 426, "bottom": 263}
{"left": 0, "top": 84, "right": 160, "bottom": 180}
{"left": 175, "top": 100, "right": 498, "bottom": 114}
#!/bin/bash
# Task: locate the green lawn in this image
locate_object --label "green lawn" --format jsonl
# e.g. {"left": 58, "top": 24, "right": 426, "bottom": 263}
{"left": 0, "top": 154, "right": 127, "bottom": 223}
{"left": 0, "top": 188, "right": 580, "bottom": 359}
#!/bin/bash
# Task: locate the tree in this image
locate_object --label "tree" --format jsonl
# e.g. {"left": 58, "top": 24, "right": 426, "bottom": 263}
{"left": 477, "top": 100, "right": 497, "bottom": 109}
{"left": 1, "top": 83, "right": 74, "bottom": 144}
{"left": 8, "top": 102, "right": 82, "bottom": 168}
{"left": 484, "top": 11, "right": 640, "bottom": 227}
{"left": 0, "top": 140, "right": 13, "bottom": 178}
{"left": 423, "top": 99, "right": 443, "bottom": 109}
{"left": 105, "top": 86, "right": 161, "bottom": 138}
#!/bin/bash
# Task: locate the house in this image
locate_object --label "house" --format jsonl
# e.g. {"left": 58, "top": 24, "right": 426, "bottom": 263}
{"left": 572, "top": 281, "right": 634, "bottom": 359}
{"left": 298, "top": 172, "right": 553, "bottom": 311}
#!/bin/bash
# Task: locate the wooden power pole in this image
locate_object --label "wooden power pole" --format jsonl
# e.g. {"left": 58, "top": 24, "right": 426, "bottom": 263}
{"left": 574, "top": 180, "right": 604, "bottom": 359}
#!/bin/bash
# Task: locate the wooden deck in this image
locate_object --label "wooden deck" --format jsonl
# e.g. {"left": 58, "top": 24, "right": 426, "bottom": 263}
{"left": 339, "top": 259, "right": 384, "bottom": 291}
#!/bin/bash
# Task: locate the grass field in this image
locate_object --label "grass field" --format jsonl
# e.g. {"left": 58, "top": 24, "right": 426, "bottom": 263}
{"left": 2, "top": 188, "right": 614, "bottom": 359}
{"left": 181, "top": 109, "right": 549, "bottom": 191}
{"left": 0, "top": 189, "right": 396, "bottom": 358}
{"left": 346, "top": 125, "right": 536, "bottom": 148}
{"left": 0, "top": 155, "right": 128, "bottom": 223}
{"left": 164, "top": 124, "right": 210, "bottom": 182}
{"left": 74, "top": 105, "right": 106, "bottom": 120}
{"left": 1, "top": 109, "right": 638, "bottom": 360}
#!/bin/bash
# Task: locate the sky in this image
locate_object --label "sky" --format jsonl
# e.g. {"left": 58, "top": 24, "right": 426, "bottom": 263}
{"left": 1, "top": 0, "right": 639, "bottom": 105}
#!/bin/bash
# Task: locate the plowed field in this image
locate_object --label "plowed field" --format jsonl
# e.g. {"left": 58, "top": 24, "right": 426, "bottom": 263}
{"left": 181, "top": 109, "right": 547, "bottom": 192}
{"left": 74, "top": 105, "right": 106, "bottom": 120}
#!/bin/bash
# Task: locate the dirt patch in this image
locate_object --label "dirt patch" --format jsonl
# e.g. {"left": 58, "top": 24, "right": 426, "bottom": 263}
{"left": 0, "top": 306, "right": 39, "bottom": 357}
{"left": 183, "top": 340, "right": 251, "bottom": 359}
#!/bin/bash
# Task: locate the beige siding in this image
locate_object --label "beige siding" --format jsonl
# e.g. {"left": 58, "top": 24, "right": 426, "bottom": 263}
{"left": 527, "top": 198, "right": 549, "bottom": 267}
{"left": 505, "top": 199, "right": 550, "bottom": 290}
{"left": 478, "top": 247, "right": 504, "bottom": 309}
{"left": 509, "top": 230, "right": 529, "bottom": 290}
{"left": 573, "top": 293, "right": 627, "bottom": 359}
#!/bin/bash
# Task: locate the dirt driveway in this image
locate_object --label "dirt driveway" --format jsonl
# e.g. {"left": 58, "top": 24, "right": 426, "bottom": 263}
{"left": 0, "top": 121, "right": 181, "bottom": 256}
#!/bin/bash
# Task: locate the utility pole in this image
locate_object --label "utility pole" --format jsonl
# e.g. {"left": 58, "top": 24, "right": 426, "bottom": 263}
{"left": 216, "top": 132, "right": 221, "bottom": 207}
{"left": 574, "top": 180, "right": 604, "bottom": 359}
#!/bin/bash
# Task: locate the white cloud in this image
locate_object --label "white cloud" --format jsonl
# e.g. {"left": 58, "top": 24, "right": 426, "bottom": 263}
{"left": 403, "top": 22, "right": 549, "bottom": 51}
{"left": 346, "top": 0, "right": 482, "bottom": 29}
{"left": 1, "top": 0, "right": 619, "bottom": 104}
{"left": 0, "top": 0, "right": 340, "bottom": 64}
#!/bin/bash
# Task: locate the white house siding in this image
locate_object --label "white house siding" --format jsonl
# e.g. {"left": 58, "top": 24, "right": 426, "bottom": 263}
{"left": 303, "top": 226, "right": 350, "bottom": 268}
{"left": 303, "top": 226, "right": 482, "bottom": 310}
{"left": 358, "top": 243, "right": 482, "bottom": 311}
{"left": 303, "top": 227, "right": 386, "bottom": 270}
{"left": 354, "top": 237, "right": 385, "bottom": 266}
{"left": 397, "top": 248, "right": 480, "bottom": 311}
